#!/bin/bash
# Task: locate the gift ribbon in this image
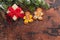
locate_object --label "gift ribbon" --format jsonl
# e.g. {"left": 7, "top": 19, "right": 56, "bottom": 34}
{"left": 7, "top": 7, "right": 24, "bottom": 19}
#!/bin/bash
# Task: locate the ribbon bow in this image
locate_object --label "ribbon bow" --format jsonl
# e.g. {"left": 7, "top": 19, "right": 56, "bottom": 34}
{"left": 7, "top": 6, "right": 24, "bottom": 20}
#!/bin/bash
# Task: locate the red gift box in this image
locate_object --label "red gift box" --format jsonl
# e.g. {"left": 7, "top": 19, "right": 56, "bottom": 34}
{"left": 7, "top": 4, "right": 24, "bottom": 21}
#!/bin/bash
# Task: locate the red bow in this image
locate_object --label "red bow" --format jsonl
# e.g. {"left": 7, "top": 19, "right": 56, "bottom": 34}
{"left": 7, "top": 7, "right": 24, "bottom": 19}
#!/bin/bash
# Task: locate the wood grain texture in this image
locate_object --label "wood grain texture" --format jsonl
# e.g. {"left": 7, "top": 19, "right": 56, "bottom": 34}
{"left": 0, "top": 0, "right": 60, "bottom": 40}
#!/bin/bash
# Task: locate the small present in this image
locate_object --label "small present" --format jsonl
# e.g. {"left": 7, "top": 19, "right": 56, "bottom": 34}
{"left": 7, "top": 4, "right": 24, "bottom": 21}
{"left": 23, "top": 11, "right": 33, "bottom": 24}
{"left": 33, "top": 8, "right": 44, "bottom": 20}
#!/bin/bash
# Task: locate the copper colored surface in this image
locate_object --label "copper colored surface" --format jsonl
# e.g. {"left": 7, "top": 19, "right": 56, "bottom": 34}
{"left": 0, "top": 0, "right": 60, "bottom": 40}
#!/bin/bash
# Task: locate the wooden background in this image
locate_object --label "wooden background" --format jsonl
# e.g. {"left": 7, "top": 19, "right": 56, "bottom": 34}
{"left": 0, "top": 0, "right": 60, "bottom": 40}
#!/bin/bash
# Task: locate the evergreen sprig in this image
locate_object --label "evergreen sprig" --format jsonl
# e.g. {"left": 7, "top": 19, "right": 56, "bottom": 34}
{"left": 0, "top": 0, "right": 50, "bottom": 12}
